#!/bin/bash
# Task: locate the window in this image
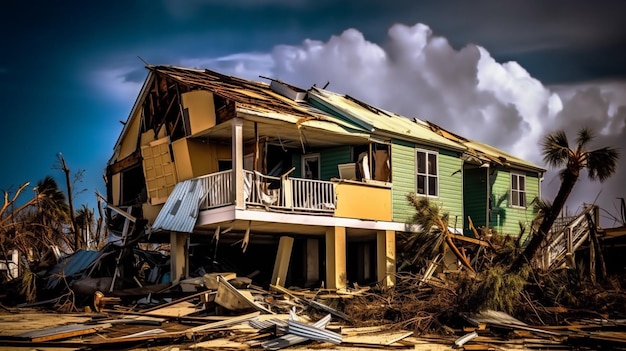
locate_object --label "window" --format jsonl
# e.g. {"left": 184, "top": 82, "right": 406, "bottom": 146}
{"left": 416, "top": 150, "right": 438, "bottom": 196}
{"left": 302, "top": 154, "right": 320, "bottom": 180}
{"left": 511, "top": 173, "right": 526, "bottom": 207}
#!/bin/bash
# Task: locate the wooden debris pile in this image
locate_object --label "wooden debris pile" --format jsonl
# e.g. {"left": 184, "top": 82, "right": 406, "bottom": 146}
{"left": 2, "top": 269, "right": 626, "bottom": 350}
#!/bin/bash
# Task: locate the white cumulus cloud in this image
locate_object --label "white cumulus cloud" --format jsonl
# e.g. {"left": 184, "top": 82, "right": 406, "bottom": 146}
{"left": 175, "top": 23, "right": 626, "bottom": 223}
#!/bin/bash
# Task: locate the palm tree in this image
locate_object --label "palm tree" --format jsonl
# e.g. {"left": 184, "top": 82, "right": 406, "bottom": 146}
{"left": 75, "top": 204, "right": 94, "bottom": 249}
{"left": 511, "top": 128, "right": 619, "bottom": 272}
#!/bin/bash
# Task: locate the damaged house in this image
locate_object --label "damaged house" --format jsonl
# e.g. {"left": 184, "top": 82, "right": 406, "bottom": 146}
{"left": 105, "top": 65, "right": 544, "bottom": 290}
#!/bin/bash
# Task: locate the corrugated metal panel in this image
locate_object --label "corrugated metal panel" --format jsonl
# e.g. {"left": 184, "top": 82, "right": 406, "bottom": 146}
{"left": 391, "top": 140, "right": 416, "bottom": 223}
{"left": 151, "top": 179, "right": 206, "bottom": 233}
{"left": 237, "top": 106, "right": 370, "bottom": 140}
{"left": 46, "top": 249, "right": 101, "bottom": 289}
{"left": 320, "top": 146, "right": 351, "bottom": 180}
{"left": 286, "top": 318, "right": 342, "bottom": 344}
{"left": 260, "top": 314, "right": 331, "bottom": 350}
{"left": 464, "top": 140, "right": 545, "bottom": 172}
{"left": 309, "top": 89, "right": 465, "bottom": 151}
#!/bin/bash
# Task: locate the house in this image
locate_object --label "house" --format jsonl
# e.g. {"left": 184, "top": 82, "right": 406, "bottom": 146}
{"left": 106, "top": 65, "right": 544, "bottom": 290}
{"left": 424, "top": 122, "right": 545, "bottom": 237}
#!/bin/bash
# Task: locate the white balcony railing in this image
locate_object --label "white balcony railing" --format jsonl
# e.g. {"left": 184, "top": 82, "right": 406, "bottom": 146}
{"left": 199, "top": 170, "right": 233, "bottom": 209}
{"left": 197, "top": 169, "right": 336, "bottom": 214}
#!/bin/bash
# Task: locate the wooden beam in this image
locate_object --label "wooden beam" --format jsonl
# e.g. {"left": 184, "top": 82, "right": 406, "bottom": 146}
{"left": 107, "top": 150, "right": 142, "bottom": 175}
{"left": 376, "top": 230, "right": 396, "bottom": 288}
{"left": 271, "top": 236, "right": 294, "bottom": 287}
{"left": 450, "top": 233, "right": 492, "bottom": 248}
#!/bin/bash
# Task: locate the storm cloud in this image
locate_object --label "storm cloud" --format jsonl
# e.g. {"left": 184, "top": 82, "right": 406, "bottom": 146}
{"left": 180, "top": 23, "right": 626, "bottom": 224}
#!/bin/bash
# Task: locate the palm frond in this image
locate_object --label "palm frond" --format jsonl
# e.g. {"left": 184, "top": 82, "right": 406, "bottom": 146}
{"left": 402, "top": 193, "right": 449, "bottom": 262}
{"left": 533, "top": 198, "right": 552, "bottom": 214}
{"left": 576, "top": 127, "right": 594, "bottom": 148}
{"left": 542, "top": 130, "right": 570, "bottom": 167}
{"left": 586, "top": 146, "right": 619, "bottom": 182}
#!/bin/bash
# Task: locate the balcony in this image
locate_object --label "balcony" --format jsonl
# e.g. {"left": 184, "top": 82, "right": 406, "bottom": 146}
{"left": 197, "top": 169, "right": 336, "bottom": 214}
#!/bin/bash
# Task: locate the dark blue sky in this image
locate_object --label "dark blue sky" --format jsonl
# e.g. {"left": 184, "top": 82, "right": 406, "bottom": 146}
{"left": 2, "top": 0, "right": 626, "bottom": 214}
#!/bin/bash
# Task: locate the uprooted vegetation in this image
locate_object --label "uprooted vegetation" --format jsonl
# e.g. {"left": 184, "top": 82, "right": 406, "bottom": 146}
{"left": 342, "top": 196, "right": 626, "bottom": 336}
{"left": 1, "top": 190, "right": 626, "bottom": 349}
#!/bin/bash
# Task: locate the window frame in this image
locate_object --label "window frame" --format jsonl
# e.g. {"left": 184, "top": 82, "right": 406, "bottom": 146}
{"left": 302, "top": 153, "right": 321, "bottom": 180}
{"left": 415, "top": 149, "right": 439, "bottom": 197}
{"left": 510, "top": 172, "right": 527, "bottom": 208}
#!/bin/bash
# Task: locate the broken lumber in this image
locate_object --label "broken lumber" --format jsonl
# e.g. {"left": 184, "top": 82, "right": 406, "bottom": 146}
{"left": 270, "top": 284, "right": 352, "bottom": 322}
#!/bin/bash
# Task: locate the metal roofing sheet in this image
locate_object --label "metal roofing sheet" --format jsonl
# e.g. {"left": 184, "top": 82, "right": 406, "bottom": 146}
{"left": 151, "top": 178, "right": 206, "bottom": 233}
{"left": 237, "top": 106, "right": 371, "bottom": 139}
{"left": 463, "top": 140, "right": 545, "bottom": 172}
{"left": 45, "top": 249, "right": 101, "bottom": 289}
{"left": 309, "top": 89, "right": 465, "bottom": 151}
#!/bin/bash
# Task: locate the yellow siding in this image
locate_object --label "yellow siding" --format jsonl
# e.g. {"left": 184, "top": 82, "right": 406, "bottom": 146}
{"left": 172, "top": 139, "right": 193, "bottom": 180}
{"left": 182, "top": 90, "right": 216, "bottom": 135}
{"left": 189, "top": 139, "right": 218, "bottom": 175}
{"left": 172, "top": 138, "right": 219, "bottom": 181}
{"left": 141, "top": 125, "right": 166, "bottom": 147}
{"left": 118, "top": 108, "right": 142, "bottom": 160}
{"left": 141, "top": 137, "right": 178, "bottom": 205}
{"left": 335, "top": 182, "right": 392, "bottom": 221}
{"left": 141, "top": 202, "right": 163, "bottom": 225}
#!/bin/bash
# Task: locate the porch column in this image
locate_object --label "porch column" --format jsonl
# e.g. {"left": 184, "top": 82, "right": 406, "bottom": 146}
{"left": 231, "top": 117, "right": 245, "bottom": 209}
{"left": 170, "top": 232, "right": 189, "bottom": 283}
{"left": 325, "top": 226, "right": 347, "bottom": 290}
{"left": 376, "top": 230, "right": 396, "bottom": 288}
{"left": 271, "top": 236, "right": 294, "bottom": 287}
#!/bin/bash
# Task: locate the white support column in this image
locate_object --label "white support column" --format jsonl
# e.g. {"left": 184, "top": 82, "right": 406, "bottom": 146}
{"left": 325, "top": 226, "right": 347, "bottom": 290}
{"left": 271, "top": 236, "right": 294, "bottom": 286}
{"left": 170, "top": 232, "right": 189, "bottom": 283}
{"left": 376, "top": 230, "right": 396, "bottom": 288}
{"left": 231, "top": 117, "right": 245, "bottom": 209}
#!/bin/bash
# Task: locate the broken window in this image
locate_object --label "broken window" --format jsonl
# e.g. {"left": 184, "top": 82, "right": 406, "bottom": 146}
{"left": 120, "top": 165, "right": 146, "bottom": 206}
{"left": 416, "top": 150, "right": 438, "bottom": 197}
{"left": 302, "top": 154, "right": 320, "bottom": 180}
{"left": 510, "top": 173, "right": 526, "bottom": 208}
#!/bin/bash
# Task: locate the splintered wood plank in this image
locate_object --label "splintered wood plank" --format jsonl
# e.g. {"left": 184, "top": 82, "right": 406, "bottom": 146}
{"left": 145, "top": 301, "right": 203, "bottom": 317}
{"left": 0, "top": 313, "right": 93, "bottom": 338}
{"left": 342, "top": 330, "right": 414, "bottom": 346}
{"left": 189, "top": 338, "right": 249, "bottom": 349}
{"left": 15, "top": 323, "right": 112, "bottom": 342}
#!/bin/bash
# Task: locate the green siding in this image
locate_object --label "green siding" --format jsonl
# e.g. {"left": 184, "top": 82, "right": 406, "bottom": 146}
{"left": 292, "top": 154, "right": 302, "bottom": 178}
{"left": 291, "top": 146, "right": 351, "bottom": 180}
{"left": 463, "top": 167, "right": 488, "bottom": 236}
{"left": 489, "top": 169, "right": 540, "bottom": 237}
{"left": 391, "top": 141, "right": 463, "bottom": 230}
{"left": 437, "top": 149, "right": 464, "bottom": 231}
{"left": 320, "top": 146, "right": 352, "bottom": 180}
{"left": 391, "top": 140, "right": 416, "bottom": 223}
